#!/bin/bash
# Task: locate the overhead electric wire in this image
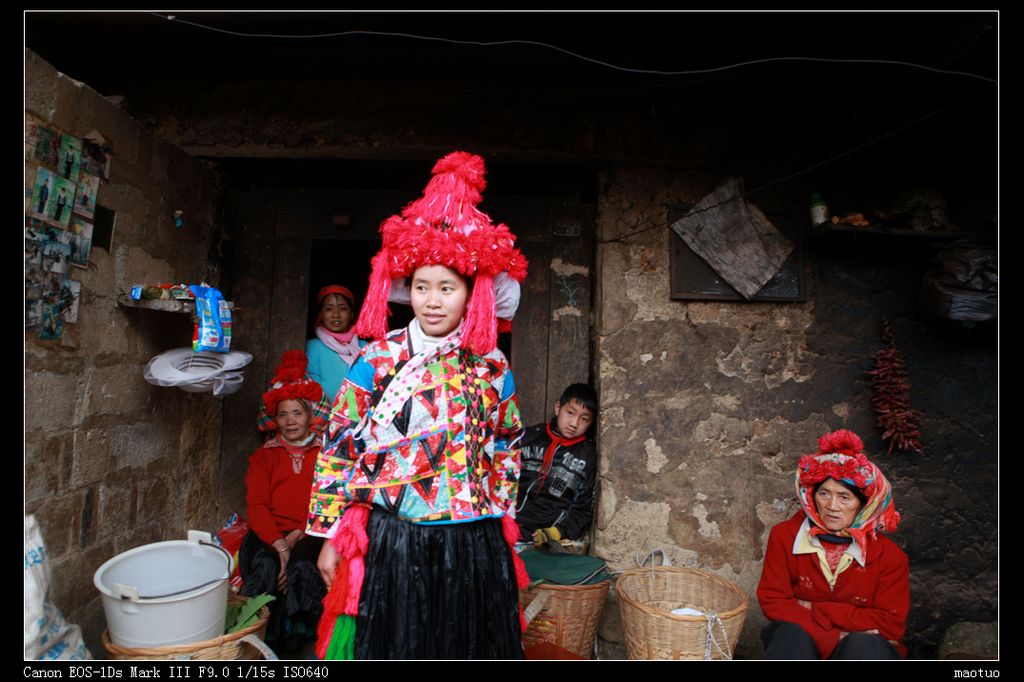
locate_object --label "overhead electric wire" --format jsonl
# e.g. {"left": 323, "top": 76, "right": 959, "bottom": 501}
{"left": 147, "top": 12, "right": 996, "bottom": 84}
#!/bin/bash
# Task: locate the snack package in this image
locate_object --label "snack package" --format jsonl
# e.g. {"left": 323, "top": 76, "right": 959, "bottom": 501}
{"left": 190, "top": 285, "right": 232, "bottom": 353}
{"left": 213, "top": 513, "right": 249, "bottom": 592}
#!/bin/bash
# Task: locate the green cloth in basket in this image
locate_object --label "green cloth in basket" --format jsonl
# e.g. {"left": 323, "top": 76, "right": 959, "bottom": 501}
{"left": 519, "top": 549, "right": 611, "bottom": 586}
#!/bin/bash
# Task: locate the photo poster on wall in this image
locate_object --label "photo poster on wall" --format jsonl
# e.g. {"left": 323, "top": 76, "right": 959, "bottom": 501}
{"left": 37, "top": 263, "right": 65, "bottom": 340}
{"left": 58, "top": 133, "right": 83, "bottom": 184}
{"left": 24, "top": 124, "right": 100, "bottom": 339}
{"left": 25, "top": 217, "right": 45, "bottom": 331}
{"left": 41, "top": 225, "right": 71, "bottom": 275}
{"left": 81, "top": 135, "right": 111, "bottom": 180}
{"left": 30, "top": 167, "right": 77, "bottom": 229}
{"left": 73, "top": 171, "right": 99, "bottom": 220}
{"left": 60, "top": 278, "right": 80, "bottom": 324}
{"left": 68, "top": 217, "right": 93, "bottom": 268}
{"left": 39, "top": 299, "right": 64, "bottom": 340}
{"left": 26, "top": 122, "right": 60, "bottom": 167}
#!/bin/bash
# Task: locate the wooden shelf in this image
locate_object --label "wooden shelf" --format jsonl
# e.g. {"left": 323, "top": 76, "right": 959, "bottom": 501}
{"left": 808, "top": 223, "right": 964, "bottom": 239}
{"left": 116, "top": 293, "right": 234, "bottom": 313}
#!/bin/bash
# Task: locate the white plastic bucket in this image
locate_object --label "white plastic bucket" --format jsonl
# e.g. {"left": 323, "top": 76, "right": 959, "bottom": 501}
{"left": 93, "top": 530, "right": 233, "bottom": 648}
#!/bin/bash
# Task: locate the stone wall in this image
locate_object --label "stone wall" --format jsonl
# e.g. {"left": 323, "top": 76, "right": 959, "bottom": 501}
{"left": 25, "top": 49, "right": 225, "bottom": 657}
{"left": 592, "top": 166, "right": 997, "bottom": 658}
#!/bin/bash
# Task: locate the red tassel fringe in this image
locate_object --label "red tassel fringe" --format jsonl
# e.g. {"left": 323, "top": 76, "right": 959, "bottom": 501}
{"left": 462, "top": 274, "right": 497, "bottom": 355}
{"left": 315, "top": 505, "right": 372, "bottom": 659}
{"left": 353, "top": 252, "right": 393, "bottom": 341}
{"left": 500, "top": 514, "right": 530, "bottom": 634}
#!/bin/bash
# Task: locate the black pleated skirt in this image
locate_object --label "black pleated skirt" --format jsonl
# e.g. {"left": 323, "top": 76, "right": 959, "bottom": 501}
{"left": 239, "top": 531, "right": 326, "bottom": 643}
{"left": 355, "top": 509, "right": 524, "bottom": 660}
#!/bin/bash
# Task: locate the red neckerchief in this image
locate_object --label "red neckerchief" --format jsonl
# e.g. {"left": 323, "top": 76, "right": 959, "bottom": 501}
{"left": 276, "top": 435, "right": 317, "bottom": 474}
{"left": 819, "top": 539, "right": 848, "bottom": 573}
{"left": 537, "top": 422, "right": 586, "bottom": 491}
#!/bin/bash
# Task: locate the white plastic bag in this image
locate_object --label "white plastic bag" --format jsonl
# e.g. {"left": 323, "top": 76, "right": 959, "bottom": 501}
{"left": 24, "top": 514, "right": 91, "bottom": 660}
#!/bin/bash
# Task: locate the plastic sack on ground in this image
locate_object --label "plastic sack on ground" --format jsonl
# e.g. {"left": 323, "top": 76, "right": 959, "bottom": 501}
{"left": 25, "top": 514, "right": 92, "bottom": 660}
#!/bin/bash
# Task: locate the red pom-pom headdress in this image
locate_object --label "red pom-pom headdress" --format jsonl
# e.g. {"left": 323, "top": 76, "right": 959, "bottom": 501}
{"left": 793, "top": 429, "right": 901, "bottom": 559}
{"left": 353, "top": 151, "right": 528, "bottom": 355}
{"left": 258, "top": 350, "right": 332, "bottom": 433}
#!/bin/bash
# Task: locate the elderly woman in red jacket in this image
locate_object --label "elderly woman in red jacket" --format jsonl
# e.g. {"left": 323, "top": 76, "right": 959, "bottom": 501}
{"left": 757, "top": 429, "right": 908, "bottom": 659}
{"left": 241, "top": 350, "right": 334, "bottom": 654}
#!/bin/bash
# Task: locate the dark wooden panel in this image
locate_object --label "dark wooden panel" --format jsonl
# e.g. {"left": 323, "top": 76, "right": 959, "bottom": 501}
{"left": 512, "top": 239, "right": 552, "bottom": 428}
{"left": 545, "top": 202, "right": 593, "bottom": 411}
{"left": 268, "top": 235, "right": 312, "bottom": 361}
{"left": 217, "top": 189, "right": 278, "bottom": 518}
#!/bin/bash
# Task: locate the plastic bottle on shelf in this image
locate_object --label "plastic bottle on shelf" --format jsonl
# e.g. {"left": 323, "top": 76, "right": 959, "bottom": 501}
{"left": 809, "top": 193, "right": 829, "bottom": 226}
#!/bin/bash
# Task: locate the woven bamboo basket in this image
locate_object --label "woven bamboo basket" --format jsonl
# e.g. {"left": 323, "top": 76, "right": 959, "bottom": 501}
{"left": 519, "top": 580, "right": 610, "bottom": 658}
{"left": 101, "top": 594, "right": 271, "bottom": 660}
{"left": 616, "top": 566, "right": 748, "bottom": 660}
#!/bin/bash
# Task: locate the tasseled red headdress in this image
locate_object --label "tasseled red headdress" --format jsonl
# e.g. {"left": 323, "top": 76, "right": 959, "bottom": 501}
{"left": 354, "top": 151, "right": 528, "bottom": 356}
{"left": 794, "top": 429, "right": 901, "bottom": 560}
{"left": 258, "top": 350, "right": 332, "bottom": 433}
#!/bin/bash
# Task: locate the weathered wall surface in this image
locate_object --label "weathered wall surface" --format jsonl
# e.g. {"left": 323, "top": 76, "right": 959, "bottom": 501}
{"left": 592, "top": 167, "right": 997, "bottom": 658}
{"left": 25, "top": 49, "right": 225, "bottom": 657}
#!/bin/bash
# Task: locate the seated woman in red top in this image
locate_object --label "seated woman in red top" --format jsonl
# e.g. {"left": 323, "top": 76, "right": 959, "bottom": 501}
{"left": 241, "top": 350, "right": 333, "bottom": 654}
{"left": 757, "top": 429, "right": 909, "bottom": 659}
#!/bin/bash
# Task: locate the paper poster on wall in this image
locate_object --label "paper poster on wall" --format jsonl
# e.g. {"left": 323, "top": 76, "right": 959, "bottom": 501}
{"left": 73, "top": 172, "right": 99, "bottom": 220}
{"left": 26, "top": 217, "right": 45, "bottom": 270}
{"left": 58, "top": 134, "right": 83, "bottom": 184}
{"left": 26, "top": 122, "right": 38, "bottom": 160}
{"left": 39, "top": 302, "right": 63, "bottom": 340}
{"left": 41, "top": 226, "right": 72, "bottom": 274}
{"left": 30, "top": 168, "right": 77, "bottom": 228}
{"left": 81, "top": 132, "right": 111, "bottom": 180}
{"left": 29, "top": 124, "right": 60, "bottom": 167}
{"left": 60, "top": 278, "right": 80, "bottom": 324}
{"left": 68, "top": 218, "right": 94, "bottom": 268}
{"left": 26, "top": 298, "right": 43, "bottom": 331}
{"left": 29, "top": 168, "right": 55, "bottom": 219}
{"left": 38, "top": 267, "right": 65, "bottom": 339}
{"left": 26, "top": 218, "right": 48, "bottom": 332}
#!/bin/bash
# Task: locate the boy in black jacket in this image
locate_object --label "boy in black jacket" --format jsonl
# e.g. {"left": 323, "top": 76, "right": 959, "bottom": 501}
{"left": 515, "top": 383, "right": 598, "bottom": 549}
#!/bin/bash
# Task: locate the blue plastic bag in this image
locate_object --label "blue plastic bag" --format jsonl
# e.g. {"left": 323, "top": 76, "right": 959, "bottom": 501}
{"left": 190, "top": 285, "right": 232, "bottom": 353}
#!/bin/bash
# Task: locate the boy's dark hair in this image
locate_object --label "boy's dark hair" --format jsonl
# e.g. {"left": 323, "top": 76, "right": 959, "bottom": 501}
{"left": 558, "top": 383, "right": 597, "bottom": 416}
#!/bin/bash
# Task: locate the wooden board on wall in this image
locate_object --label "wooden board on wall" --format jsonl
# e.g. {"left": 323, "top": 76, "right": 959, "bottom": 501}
{"left": 269, "top": 218, "right": 313, "bottom": 360}
{"left": 218, "top": 189, "right": 279, "bottom": 517}
{"left": 545, "top": 203, "right": 593, "bottom": 411}
{"left": 513, "top": 239, "right": 552, "bottom": 427}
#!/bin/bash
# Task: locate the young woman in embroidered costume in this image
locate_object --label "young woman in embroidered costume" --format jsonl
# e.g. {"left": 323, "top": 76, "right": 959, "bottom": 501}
{"left": 240, "top": 349, "right": 334, "bottom": 654}
{"left": 306, "top": 151, "right": 530, "bottom": 659}
{"left": 305, "top": 284, "right": 365, "bottom": 403}
{"left": 757, "top": 429, "right": 909, "bottom": 659}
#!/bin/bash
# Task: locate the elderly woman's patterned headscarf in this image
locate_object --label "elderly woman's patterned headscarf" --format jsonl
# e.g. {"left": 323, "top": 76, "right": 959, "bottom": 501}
{"left": 795, "top": 429, "right": 901, "bottom": 560}
{"left": 257, "top": 350, "right": 333, "bottom": 434}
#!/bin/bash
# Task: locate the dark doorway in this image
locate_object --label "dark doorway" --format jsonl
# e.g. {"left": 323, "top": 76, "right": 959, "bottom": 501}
{"left": 305, "top": 238, "right": 410, "bottom": 338}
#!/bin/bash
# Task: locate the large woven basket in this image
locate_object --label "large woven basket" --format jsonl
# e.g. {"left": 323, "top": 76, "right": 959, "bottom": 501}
{"left": 101, "top": 594, "right": 271, "bottom": 660}
{"left": 519, "top": 580, "right": 610, "bottom": 658}
{"left": 616, "top": 566, "right": 748, "bottom": 660}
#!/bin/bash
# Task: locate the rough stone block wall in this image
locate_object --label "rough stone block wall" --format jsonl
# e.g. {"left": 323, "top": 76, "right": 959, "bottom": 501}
{"left": 592, "top": 167, "right": 997, "bottom": 658}
{"left": 25, "top": 49, "right": 225, "bottom": 657}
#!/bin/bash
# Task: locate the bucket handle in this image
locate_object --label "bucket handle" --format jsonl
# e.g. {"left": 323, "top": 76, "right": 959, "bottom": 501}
{"left": 125, "top": 538, "right": 233, "bottom": 600}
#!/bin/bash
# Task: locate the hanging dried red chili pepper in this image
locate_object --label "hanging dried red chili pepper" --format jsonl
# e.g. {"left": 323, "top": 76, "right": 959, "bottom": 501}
{"left": 867, "top": 320, "right": 924, "bottom": 454}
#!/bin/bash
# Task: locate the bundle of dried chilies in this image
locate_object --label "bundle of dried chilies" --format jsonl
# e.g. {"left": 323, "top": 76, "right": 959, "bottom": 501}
{"left": 867, "top": 320, "right": 924, "bottom": 454}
